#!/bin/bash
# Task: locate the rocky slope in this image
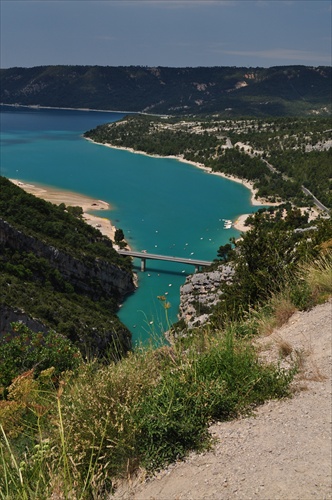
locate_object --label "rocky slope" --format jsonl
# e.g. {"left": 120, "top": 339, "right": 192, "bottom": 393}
{"left": 0, "top": 304, "right": 49, "bottom": 336}
{"left": 0, "top": 211, "right": 135, "bottom": 356}
{"left": 179, "top": 266, "right": 234, "bottom": 329}
{"left": 0, "top": 218, "right": 135, "bottom": 301}
{"left": 112, "top": 299, "right": 332, "bottom": 500}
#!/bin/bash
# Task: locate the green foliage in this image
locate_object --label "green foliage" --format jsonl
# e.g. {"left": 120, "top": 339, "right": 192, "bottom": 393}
{"left": 0, "top": 368, "right": 63, "bottom": 498}
{"left": 0, "top": 330, "right": 293, "bottom": 497}
{"left": 0, "top": 105, "right": 331, "bottom": 495}
{"left": 0, "top": 177, "right": 134, "bottom": 360}
{"left": 135, "top": 334, "right": 292, "bottom": 470}
{"left": 0, "top": 323, "right": 82, "bottom": 391}
{"left": 49, "top": 331, "right": 293, "bottom": 491}
{"left": 66, "top": 205, "right": 83, "bottom": 218}
{"left": 1, "top": 249, "right": 331, "bottom": 496}
{"left": 269, "top": 149, "right": 332, "bottom": 207}
{"left": 114, "top": 228, "right": 125, "bottom": 244}
{"left": 300, "top": 252, "right": 332, "bottom": 300}
{"left": 217, "top": 243, "right": 235, "bottom": 262}
{"left": 0, "top": 176, "right": 130, "bottom": 271}
{"left": 288, "top": 281, "right": 314, "bottom": 310}
{"left": 211, "top": 147, "right": 267, "bottom": 181}
{"left": 211, "top": 210, "right": 332, "bottom": 326}
{"left": 0, "top": 270, "right": 131, "bottom": 360}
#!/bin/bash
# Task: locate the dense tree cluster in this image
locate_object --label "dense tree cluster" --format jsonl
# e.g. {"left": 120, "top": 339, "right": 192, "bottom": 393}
{"left": 268, "top": 149, "right": 332, "bottom": 207}
{"left": 0, "top": 323, "right": 82, "bottom": 390}
{"left": 0, "top": 177, "right": 131, "bottom": 269}
{"left": 210, "top": 206, "right": 332, "bottom": 326}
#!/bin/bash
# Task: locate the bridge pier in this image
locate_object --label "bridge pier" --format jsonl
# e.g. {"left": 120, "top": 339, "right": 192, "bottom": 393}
{"left": 141, "top": 258, "right": 146, "bottom": 272}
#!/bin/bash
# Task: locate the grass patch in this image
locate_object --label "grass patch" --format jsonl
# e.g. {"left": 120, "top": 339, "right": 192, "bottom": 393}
{"left": 275, "top": 336, "right": 293, "bottom": 358}
{"left": 0, "top": 330, "right": 293, "bottom": 498}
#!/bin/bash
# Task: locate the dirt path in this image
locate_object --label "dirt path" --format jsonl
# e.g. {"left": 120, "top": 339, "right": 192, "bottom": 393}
{"left": 113, "top": 300, "right": 332, "bottom": 500}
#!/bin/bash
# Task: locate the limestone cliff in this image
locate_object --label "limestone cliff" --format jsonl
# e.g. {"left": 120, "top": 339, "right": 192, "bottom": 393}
{"left": 179, "top": 266, "right": 234, "bottom": 328}
{"left": 0, "top": 218, "right": 135, "bottom": 301}
{"left": 0, "top": 217, "right": 135, "bottom": 356}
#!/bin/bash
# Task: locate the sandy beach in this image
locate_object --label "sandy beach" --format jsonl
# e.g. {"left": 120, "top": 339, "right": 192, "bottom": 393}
{"left": 232, "top": 213, "right": 252, "bottom": 232}
{"left": 12, "top": 138, "right": 304, "bottom": 240}
{"left": 10, "top": 179, "right": 116, "bottom": 241}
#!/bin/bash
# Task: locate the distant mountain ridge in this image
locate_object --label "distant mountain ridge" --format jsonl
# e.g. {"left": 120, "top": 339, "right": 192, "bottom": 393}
{"left": 1, "top": 65, "right": 331, "bottom": 116}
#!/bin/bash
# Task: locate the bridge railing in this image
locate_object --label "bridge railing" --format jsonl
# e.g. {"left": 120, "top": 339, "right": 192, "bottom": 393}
{"left": 118, "top": 249, "right": 212, "bottom": 272}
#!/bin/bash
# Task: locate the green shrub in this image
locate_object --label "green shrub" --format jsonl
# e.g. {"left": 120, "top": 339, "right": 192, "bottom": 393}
{"left": 289, "top": 280, "right": 313, "bottom": 310}
{"left": 50, "top": 330, "right": 294, "bottom": 492}
{"left": 135, "top": 332, "right": 292, "bottom": 470}
{"left": 0, "top": 323, "right": 82, "bottom": 391}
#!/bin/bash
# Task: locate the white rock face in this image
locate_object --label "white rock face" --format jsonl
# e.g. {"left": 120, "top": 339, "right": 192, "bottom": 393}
{"left": 179, "top": 265, "right": 234, "bottom": 328}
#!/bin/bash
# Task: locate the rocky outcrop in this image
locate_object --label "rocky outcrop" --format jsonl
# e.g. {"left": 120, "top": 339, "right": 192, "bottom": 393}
{"left": 0, "top": 304, "right": 49, "bottom": 336}
{"left": 0, "top": 218, "right": 135, "bottom": 302}
{"left": 179, "top": 266, "right": 234, "bottom": 329}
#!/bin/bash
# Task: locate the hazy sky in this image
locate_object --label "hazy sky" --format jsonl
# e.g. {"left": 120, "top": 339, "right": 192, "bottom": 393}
{"left": 1, "top": 0, "right": 331, "bottom": 68}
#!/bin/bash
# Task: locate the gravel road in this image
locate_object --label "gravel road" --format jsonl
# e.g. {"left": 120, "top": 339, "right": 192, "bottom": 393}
{"left": 113, "top": 300, "right": 332, "bottom": 500}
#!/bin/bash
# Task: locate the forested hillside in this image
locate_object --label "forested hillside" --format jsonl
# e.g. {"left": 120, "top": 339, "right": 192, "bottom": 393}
{"left": 0, "top": 177, "right": 135, "bottom": 359}
{"left": 1, "top": 65, "right": 331, "bottom": 116}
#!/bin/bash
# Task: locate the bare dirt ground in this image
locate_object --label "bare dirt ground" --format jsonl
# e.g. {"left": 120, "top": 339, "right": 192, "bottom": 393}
{"left": 113, "top": 300, "right": 332, "bottom": 500}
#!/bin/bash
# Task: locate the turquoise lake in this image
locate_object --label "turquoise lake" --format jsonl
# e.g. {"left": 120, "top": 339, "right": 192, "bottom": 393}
{"left": 0, "top": 106, "right": 263, "bottom": 346}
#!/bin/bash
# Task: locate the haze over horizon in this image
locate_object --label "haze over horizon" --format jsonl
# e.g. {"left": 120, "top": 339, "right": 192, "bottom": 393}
{"left": 0, "top": 0, "right": 331, "bottom": 69}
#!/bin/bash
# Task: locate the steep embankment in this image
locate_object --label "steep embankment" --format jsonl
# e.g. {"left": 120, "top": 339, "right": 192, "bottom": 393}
{"left": 113, "top": 300, "right": 332, "bottom": 500}
{"left": 0, "top": 218, "right": 134, "bottom": 301}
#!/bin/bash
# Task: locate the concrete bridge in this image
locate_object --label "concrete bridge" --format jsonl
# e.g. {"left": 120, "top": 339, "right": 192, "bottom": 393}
{"left": 118, "top": 249, "right": 213, "bottom": 272}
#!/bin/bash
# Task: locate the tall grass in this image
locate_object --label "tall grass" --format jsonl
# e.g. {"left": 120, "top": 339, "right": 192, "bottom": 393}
{"left": 0, "top": 336, "right": 293, "bottom": 498}
{"left": 235, "top": 253, "right": 332, "bottom": 338}
{"left": 0, "top": 252, "right": 331, "bottom": 498}
{"left": 301, "top": 253, "right": 332, "bottom": 299}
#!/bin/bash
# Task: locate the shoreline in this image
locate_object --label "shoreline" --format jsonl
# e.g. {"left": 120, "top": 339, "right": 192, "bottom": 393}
{"left": 9, "top": 179, "right": 117, "bottom": 241}
{"left": 233, "top": 213, "right": 252, "bottom": 232}
{"left": 84, "top": 139, "right": 263, "bottom": 205}
{"left": 5, "top": 104, "right": 277, "bottom": 233}
{"left": 86, "top": 138, "right": 280, "bottom": 232}
{"left": 0, "top": 102, "right": 135, "bottom": 114}
{"left": 0, "top": 102, "right": 163, "bottom": 117}
{"left": 9, "top": 139, "right": 277, "bottom": 239}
